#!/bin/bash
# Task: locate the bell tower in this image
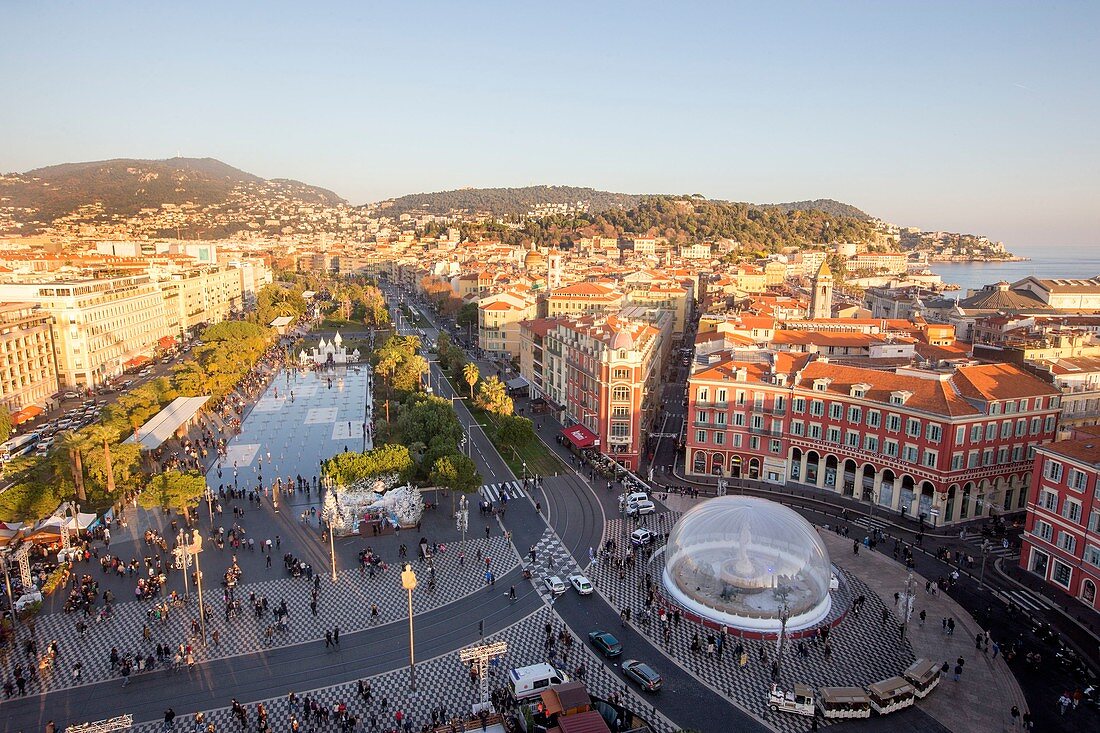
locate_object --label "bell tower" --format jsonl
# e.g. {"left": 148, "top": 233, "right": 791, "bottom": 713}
{"left": 809, "top": 260, "right": 833, "bottom": 319}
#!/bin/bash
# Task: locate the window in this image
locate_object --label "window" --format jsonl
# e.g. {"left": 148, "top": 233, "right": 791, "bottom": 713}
{"left": 715, "top": 412, "right": 727, "bottom": 425}
{"left": 886, "top": 414, "right": 901, "bottom": 432}
{"left": 791, "top": 421, "right": 805, "bottom": 436}
{"left": 736, "top": 390, "right": 746, "bottom": 406}
{"left": 926, "top": 424, "right": 942, "bottom": 442}
{"left": 1035, "top": 520, "right": 1053, "bottom": 542}
{"left": 734, "top": 412, "right": 745, "bottom": 426}
{"left": 613, "top": 386, "right": 630, "bottom": 402}
{"left": 906, "top": 418, "right": 921, "bottom": 437}
{"left": 809, "top": 424, "right": 822, "bottom": 439}
{"left": 847, "top": 406, "right": 861, "bottom": 423}
{"left": 613, "top": 368, "right": 629, "bottom": 379}
{"left": 986, "top": 423, "right": 997, "bottom": 441}
{"left": 903, "top": 445, "right": 919, "bottom": 462}
{"left": 1058, "top": 532, "right": 1077, "bottom": 554}
{"left": 713, "top": 432, "right": 725, "bottom": 445}
{"left": 697, "top": 387, "right": 709, "bottom": 403}
{"left": 826, "top": 427, "right": 841, "bottom": 443}
{"left": 770, "top": 439, "right": 782, "bottom": 454}
{"left": 864, "top": 435, "right": 879, "bottom": 453}
{"left": 750, "top": 436, "right": 760, "bottom": 450}
{"left": 971, "top": 424, "right": 982, "bottom": 442}
{"left": 1001, "top": 421, "right": 1012, "bottom": 439}
{"left": 884, "top": 440, "right": 899, "bottom": 457}
{"left": 968, "top": 451, "right": 980, "bottom": 468}
{"left": 846, "top": 431, "right": 860, "bottom": 447}
{"left": 774, "top": 396, "right": 785, "bottom": 411}
{"left": 1085, "top": 546, "right": 1100, "bottom": 569}
{"left": 695, "top": 429, "right": 706, "bottom": 443}
{"left": 1090, "top": 511, "right": 1100, "bottom": 533}
{"left": 1045, "top": 461, "right": 1064, "bottom": 482}
{"left": 951, "top": 453, "right": 963, "bottom": 470}
{"left": 991, "top": 402, "right": 1002, "bottom": 415}
{"left": 1012, "top": 445, "right": 1023, "bottom": 462}
{"left": 1045, "top": 415, "right": 1056, "bottom": 433}
{"left": 810, "top": 400, "right": 824, "bottom": 417}
{"left": 983, "top": 449, "right": 993, "bottom": 466}
{"left": 923, "top": 450, "right": 938, "bottom": 468}
{"left": 696, "top": 411, "right": 708, "bottom": 425}
{"left": 829, "top": 403, "right": 842, "bottom": 420}
{"left": 733, "top": 434, "right": 742, "bottom": 448}
{"left": 751, "top": 415, "right": 763, "bottom": 430}
{"left": 1040, "top": 489, "right": 1058, "bottom": 512}
{"left": 1016, "top": 419, "right": 1027, "bottom": 437}
{"left": 956, "top": 425, "right": 966, "bottom": 444}
{"left": 792, "top": 398, "right": 806, "bottom": 413}
{"left": 612, "top": 406, "right": 629, "bottom": 417}
{"left": 1069, "top": 469, "right": 1088, "bottom": 491}
{"left": 1063, "top": 498, "right": 1082, "bottom": 524}
{"left": 997, "top": 447, "right": 1008, "bottom": 464}
{"left": 610, "top": 422, "right": 630, "bottom": 438}
{"left": 716, "top": 388, "right": 727, "bottom": 405}
{"left": 1030, "top": 417, "right": 1041, "bottom": 435}
{"left": 867, "top": 410, "right": 881, "bottom": 428}
{"left": 1052, "top": 560, "right": 1072, "bottom": 587}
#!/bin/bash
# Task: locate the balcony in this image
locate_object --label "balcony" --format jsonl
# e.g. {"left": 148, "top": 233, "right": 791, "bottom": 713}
{"left": 749, "top": 426, "right": 783, "bottom": 437}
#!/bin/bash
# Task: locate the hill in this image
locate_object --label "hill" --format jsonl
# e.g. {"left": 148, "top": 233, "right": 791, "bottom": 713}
{"left": 768, "top": 198, "right": 871, "bottom": 221}
{"left": 0, "top": 157, "right": 344, "bottom": 234}
{"left": 379, "top": 185, "right": 642, "bottom": 216}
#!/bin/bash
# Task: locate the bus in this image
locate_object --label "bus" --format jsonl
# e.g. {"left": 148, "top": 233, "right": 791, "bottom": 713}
{"left": 1, "top": 432, "right": 40, "bottom": 463}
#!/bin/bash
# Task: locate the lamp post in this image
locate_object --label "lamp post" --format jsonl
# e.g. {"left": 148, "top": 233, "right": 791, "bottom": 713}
{"left": 321, "top": 477, "right": 343, "bottom": 584}
{"left": 457, "top": 494, "right": 469, "bottom": 550}
{"left": 0, "top": 554, "right": 16, "bottom": 628}
{"left": 898, "top": 570, "right": 916, "bottom": 643}
{"left": 190, "top": 530, "right": 208, "bottom": 645}
{"left": 774, "top": 603, "right": 790, "bottom": 684}
{"left": 979, "top": 540, "right": 991, "bottom": 589}
{"left": 401, "top": 563, "right": 418, "bottom": 692}
{"left": 204, "top": 487, "right": 215, "bottom": 525}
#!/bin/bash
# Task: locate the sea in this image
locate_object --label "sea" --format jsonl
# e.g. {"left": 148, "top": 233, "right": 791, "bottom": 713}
{"left": 929, "top": 244, "right": 1100, "bottom": 297}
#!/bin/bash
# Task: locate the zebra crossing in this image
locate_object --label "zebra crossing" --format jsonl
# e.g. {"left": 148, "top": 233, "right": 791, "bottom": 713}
{"left": 851, "top": 514, "right": 889, "bottom": 532}
{"left": 962, "top": 535, "right": 1019, "bottom": 559}
{"left": 1000, "top": 588, "right": 1053, "bottom": 612}
{"left": 479, "top": 480, "right": 525, "bottom": 504}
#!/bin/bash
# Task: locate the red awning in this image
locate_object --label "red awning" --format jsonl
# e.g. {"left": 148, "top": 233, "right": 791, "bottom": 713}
{"left": 561, "top": 424, "right": 599, "bottom": 449}
{"left": 10, "top": 405, "right": 44, "bottom": 425}
{"left": 158, "top": 335, "right": 177, "bottom": 349}
{"left": 124, "top": 355, "right": 152, "bottom": 368}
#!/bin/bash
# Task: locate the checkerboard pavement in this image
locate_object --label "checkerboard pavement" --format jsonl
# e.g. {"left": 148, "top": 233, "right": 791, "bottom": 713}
{"left": 525, "top": 527, "right": 584, "bottom": 602}
{"left": 15, "top": 536, "right": 517, "bottom": 695}
{"left": 127, "top": 609, "right": 677, "bottom": 733}
{"left": 592, "top": 514, "right": 916, "bottom": 733}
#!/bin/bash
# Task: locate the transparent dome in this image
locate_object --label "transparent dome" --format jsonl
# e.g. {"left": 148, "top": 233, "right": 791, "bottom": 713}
{"left": 661, "top": 496, "right": 832, "bottom": 632}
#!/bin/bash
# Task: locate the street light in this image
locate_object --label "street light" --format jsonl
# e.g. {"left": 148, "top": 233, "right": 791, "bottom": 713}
{"left": 978, "top": 540, "right": 991, "bottom": 589}
{"left": 898, "top": 571, "right": 916, "bottom": 642}
{"left": 401, "top": 563, "right": 418, "bottom": 691}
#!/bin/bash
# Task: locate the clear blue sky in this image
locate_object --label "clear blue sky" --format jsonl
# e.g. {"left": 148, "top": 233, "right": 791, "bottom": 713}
{"left": 2, "top": 1, "right": 1097, "bottom": 248}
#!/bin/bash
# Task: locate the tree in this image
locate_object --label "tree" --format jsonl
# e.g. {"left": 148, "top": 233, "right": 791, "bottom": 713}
{"left": 139, "top": 470, "right": 207, "bottom": 517}
{"left": 475, "top": 376, "right": 513, "bottom": 416}
{"left": 86, "top": 423, "right": 119, "bottom": 495}
{"left": 457, "top": 302, "right": 478, "bottom": 337}
{"left": 0, "top": 405, "right": 12, "bottom": 442}
{"left": 429, "top": 453, "right": 482, "bottom": 495}
{"left": 398, "top": 396, "right": 464, "bottom": 448}
{"left": 463, "top": 362, "right": 479, "bottom": 399}
{"left": 323, "top": 444, "right": 414, "bottom": 485}
{"left": 56, "top": 430, "right": 86, "bottom": 502}
{"left": 495, "top": 414, "right": 534, "bottom": 450}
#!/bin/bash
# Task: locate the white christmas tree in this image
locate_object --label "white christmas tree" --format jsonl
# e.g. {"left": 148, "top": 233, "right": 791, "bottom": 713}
{"left": 392, "top": 484, "right": 423, "bottom": 526}
{"left": 322, "top": 488, "right": 347, "bottom": 535}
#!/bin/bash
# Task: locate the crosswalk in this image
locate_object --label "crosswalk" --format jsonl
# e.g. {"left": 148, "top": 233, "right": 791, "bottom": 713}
{"left": 479, "top": 480, "right": 525, "bottom": 503}
{"left": 962, "top": 535, "right": 1019, "bottom": 559}
{"left": 1000, "top": 588, "right": 1053, "bottom": 612}
{"left": 851, "top": 515, "right": 889, "bottom": 532}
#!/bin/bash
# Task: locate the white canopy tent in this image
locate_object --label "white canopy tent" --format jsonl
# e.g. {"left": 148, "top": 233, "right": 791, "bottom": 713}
{"left": 123, "top": 396, "right": 210, "bottom": 451}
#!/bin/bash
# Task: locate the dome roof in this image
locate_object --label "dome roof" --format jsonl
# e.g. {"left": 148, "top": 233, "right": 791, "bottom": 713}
{"left": 662, "top": 496, "right": 832, "bottom": 631}
{"left": 524, "top": 249, "right": 546, "bottom": 269}
{"left": 609, "top": 328, "right": 634, "bottom": 350}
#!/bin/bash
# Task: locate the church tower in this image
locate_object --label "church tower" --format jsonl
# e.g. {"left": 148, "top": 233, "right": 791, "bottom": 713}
{"left": 546, "top": 249, "right": 563, "bottom": 291}
{"left": 809, "top": 260, "right": 833, "bottom": 319}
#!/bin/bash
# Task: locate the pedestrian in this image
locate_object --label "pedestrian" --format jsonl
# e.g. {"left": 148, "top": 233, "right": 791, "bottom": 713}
{"left": 1010, "top": 705, "right": 1020, "bottom": 726}
{"left": 1058, "top": 693, "right": 1071, "bottom": 715}
{"left": 918, "top": 609, "right": 926, "bottom": 626}
{"left": 163, "top": 708, "right": 176, "bottom": 732}
{"left": 333, "top": 626, "right": 340, "bottom": 645}
{"left": 325, "top": 630, "right": 333, "bottom": 648}
{"left": 947, "top": 618, "right": 955, "bottom": 635}
{"left": 953, "top": 663, "right": 963, "bottom": 682}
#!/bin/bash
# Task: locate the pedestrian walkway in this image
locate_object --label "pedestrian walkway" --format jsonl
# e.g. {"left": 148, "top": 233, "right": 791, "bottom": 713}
{"left": 851, "top": 515, "right": 890, "bottom": 532}
{"left": 960, "top": 534, "right": 1019, "bottom": 561}
{"left": 817, "top": 531, "right": 1029, "bottom": 733}
{"left": 998, "top": 588, "right": 1053, "bottom": 613}
{"left": 480, "top": 481, "right": 525, "bottom": 504}
{"left": 526, "top": 528, "right": 583, "bottom": 601}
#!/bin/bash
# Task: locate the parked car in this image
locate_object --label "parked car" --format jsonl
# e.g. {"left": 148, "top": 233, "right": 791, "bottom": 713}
{"left": 623, "top": 660, "right": 663, "bottom": 692}
{"left": 626, "top": 500, "right": 656, "bottom": 516}
{"left": 568, "top": 574, "right": 593, "bottom": 595}
{"left": 630, "top": 528, "right": 653, "bottom": 546}
{"left": 543, "top": 576, "right": 566, "bottom": 595}
{"left": 588, "top": 631, "right": 623, "bottom": 658}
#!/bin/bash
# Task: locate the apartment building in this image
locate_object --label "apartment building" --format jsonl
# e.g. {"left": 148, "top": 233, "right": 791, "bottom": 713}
{"left": 158, "top": 267, "right": 243, "bottom": 336}
{"left": 848, "top": 252, "right": 909, "bottom": 275}
{"left": 684, "top": 356, "right": 1061, "bottom": 525}
{"left": 546, "top": 282, "right": 623, "bottom": 317}
{"left": 0, "top": 303, "right": 58, "bottom": 412}
{"left": 0, "top": 275, "right": 170, "bottom": 389}
{"left": 520, "top": 310, "right": 670, "bottom": 470}
{"left": 477, "top": 290, "right": 537, "bottom": 359}
{"left": 1019, "top": 430, "right": 1100, "bottom": 613}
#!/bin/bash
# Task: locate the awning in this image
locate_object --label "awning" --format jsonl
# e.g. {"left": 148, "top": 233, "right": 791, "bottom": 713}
{"left": 158, "top": 335, "right": 177, "bottom": 349}
{"left": 123, "top": 395, "right": 210, "bottom": 450}
{"left": 562, "top": 424, "right": 600, "bottom": 449}
{"left": 124, "top": 355, "right": 151, "bottom": 368}
{"left": 505, "top": 376, "right": 530, "bottom": 391}
{"left": 10, "top": 405, "right": 44, "bottom": 425}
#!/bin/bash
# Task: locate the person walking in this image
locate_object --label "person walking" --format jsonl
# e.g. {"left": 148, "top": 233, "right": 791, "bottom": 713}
{"left": 953, "top": 663, "right": 963, "bottom": 682}
{"left": 1010, "top": 705, "right": 1020, "bottom": 726}
{"left": 333, "top": 626, "right": 340, "bottom": 645}
{"left": 1058, "top": 693, "right": 1071, "bottom": 715}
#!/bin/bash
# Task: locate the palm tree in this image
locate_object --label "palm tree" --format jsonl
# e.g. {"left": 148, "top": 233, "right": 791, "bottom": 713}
{"left": 87, "top": 423, "right": 118, "bottom": 495}
{"left": 463, "top": 362, "right": 479, "bottom": 399}
{"left": 57, "top": 431, "right": 86, "bottom": 502}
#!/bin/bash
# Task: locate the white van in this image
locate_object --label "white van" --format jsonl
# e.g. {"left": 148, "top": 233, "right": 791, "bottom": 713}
{"left": 507, "top": 663, "right": 569, "bottom": 700}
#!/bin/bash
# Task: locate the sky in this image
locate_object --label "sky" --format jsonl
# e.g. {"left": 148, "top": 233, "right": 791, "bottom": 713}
{"left": 2, "top": 1, "right": 1098, "bottom": 249}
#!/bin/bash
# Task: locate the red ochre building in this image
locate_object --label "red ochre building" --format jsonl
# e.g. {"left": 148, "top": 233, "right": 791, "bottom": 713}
{"left": 684, "top": 354, "right": 1061, "bottom": 525}
{"left": 1019, "top": 429, "right": 1100, "bottom": 612}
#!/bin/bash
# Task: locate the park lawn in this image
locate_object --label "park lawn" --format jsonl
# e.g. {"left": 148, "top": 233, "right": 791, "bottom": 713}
{"left": 467, "top": 405, "right": 564, "bottom": 478}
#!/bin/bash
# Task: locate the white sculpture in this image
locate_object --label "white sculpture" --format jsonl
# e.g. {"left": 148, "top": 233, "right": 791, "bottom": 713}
{"left": 303, "top": 331, "right": 358, "bottom": 366}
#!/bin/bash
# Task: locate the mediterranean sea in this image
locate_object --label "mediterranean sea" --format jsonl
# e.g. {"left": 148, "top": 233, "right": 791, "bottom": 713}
{"left": 929, "top": 244, "right": 1100, "bottom": 296}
